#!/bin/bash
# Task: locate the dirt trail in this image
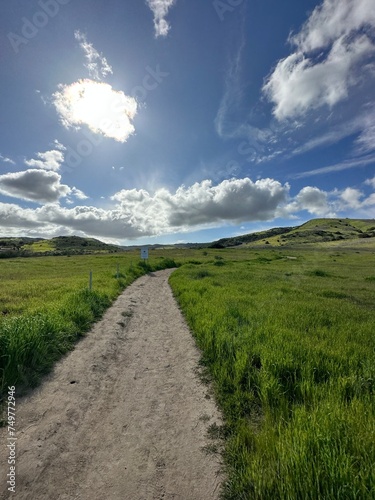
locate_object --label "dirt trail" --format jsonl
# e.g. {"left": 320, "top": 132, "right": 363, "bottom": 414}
{"left": 0, "top": 269, "right": 223, "bottom": 500}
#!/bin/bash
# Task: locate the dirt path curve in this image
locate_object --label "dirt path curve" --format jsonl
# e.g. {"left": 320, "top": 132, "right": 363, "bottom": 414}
{"left": 0, "top": 269, "right": 223, "bottom": 500}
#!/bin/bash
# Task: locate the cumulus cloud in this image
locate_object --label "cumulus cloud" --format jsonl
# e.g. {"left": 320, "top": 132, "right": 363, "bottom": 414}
{"left": 112, "top": 177, "right": 289, "bottom": 234}
{"left": 0, "top": 177, "right": 288, "bottom": 239}
{"left": 0, "top": 202, "right": 44, "bottom": 229}
{"left": 1, "top": 175, "right": 375, "bottom": 239}
{"left": 52, "top": 80, "right": 137, "bottom": 142}
{"left": 24, "top": 149, "right": 65, "bottom": 171}
{"left": 74, "top": 31, "right": 113, "bottom": 81}
{"left": 365, "top": 176, "right": 375, "bottom": 189}
{"left": 146, "top": 0, "right": 176, "bottom": 37}
{"left": 37, "top": 204, "right": 144, "bottom": 238}
{"left": 70, "top": 187, "right": 88, "bottom": 200}
{"left": 339, "top": 187, "right": 363, "bottom": 209}
{"left": 336, "top": 186, "right": 375, "bottom": 213}
{"left": 282, "top": 186, "right": 334, "bottom": 217}
{"left": 0, "top": 203, "right": 142, "bottom": 238}
{"left": 0, "top": 170, "right": 71, "bottom": 204}
{"left": 0, "top": 169, "right": 87, "bottom": 205}
{"left": 288, "top": 185, "right": 375, "bottom": 216}
{"left": 263, "top": 0, "right": 375, "bottom": 120}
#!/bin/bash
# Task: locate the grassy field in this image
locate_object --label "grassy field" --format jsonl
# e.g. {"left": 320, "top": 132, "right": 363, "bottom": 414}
{"left": 0, "top": 251, "right": 179, "bottom": 394}
{"left": 0, "top": 242, "right": 374, "bottom": 498}
{"left": 169, "top": 246, "right": 375, "bottom": 499}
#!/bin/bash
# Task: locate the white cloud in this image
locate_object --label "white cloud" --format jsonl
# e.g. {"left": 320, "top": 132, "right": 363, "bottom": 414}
{"left": 340, "top": 187, "right": 363, "bottom": 209}
{"left": 362, "top": 193, "right": 375, "bottom": 209}
{"left": 290, "top": 0, "right": 375, "bottom": 53}
{"left": 1, "top": 175, "right": 375, "bottom": 240}
{"left": 112, "top": 177, "right": 289, "bottom": 234}
{"left": 0, "top": 170, "right": 71, "bottom": 204}
{"left": 365, "top": 176, "right": 375, "bottom": 189}
{"left": 25, "top": 149, "right": 65, "bottom": 171}
{"left": 0, "top": 154, "right": 15, "bottom": 165}
{"left": 37, "top": 204, "right": 145, "bottom": 239}
{"left": 52, "top": 79, "right": 137, "bottom": 143}
{"left": 355, "top": 110, "right": 375, "bottom": 154}
{"left": 263, "top": 0, "right": 375, "bottom": 120}
{"left": 0, "top": 202, "right": 43, "bottom": 229}
{"left": 0, "top": 177, "right": 289, "bottom": 239}
{"left": 0, "top": 203, "right": 143, "bottom": 238}
{"left": 264, "top": 35, "right": 375, "bottom": 120}
{"left": 146, "top": 0, "right": 176, "bottom": 37}
{"left": 282, "top": 186, "right": 334, "bottom": 217}
{"left": 291, "top": 107, "right": 375, "bottom": 156}
{"left": 70, "top": 187, "right": 89, "bottom": 200}
{"left": 215, "top": 32, "right": 246, "bottom": 139}
{"left": 292, "top": 154, "right": 375, "bottom": 179}
{"left": 336, "top": 186, "right": 375, "bottom": 213}
{"left": 53, "top": 140, "right": 66, "bottom": 152}
{"left": 74, "top": 31, "right": 113, "bottom": 81}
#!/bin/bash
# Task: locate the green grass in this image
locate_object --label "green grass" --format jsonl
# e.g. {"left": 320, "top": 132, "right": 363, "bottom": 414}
{"left": 1, "top": 243, "right": 374, "bottom": 497}
{"left": 169, "top": 248, "right": 375, "bottom": 499}
{"left": 245, "top": 218, "right": 375, "bottom": 247}
{"left": 0, "top": 252, "right": 179, "bottom": 394}
{"left": 24, "top": 240, "right": 55, "bottom": 253}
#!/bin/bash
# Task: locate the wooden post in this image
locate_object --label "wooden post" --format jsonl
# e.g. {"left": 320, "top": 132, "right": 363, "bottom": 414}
{"left": 116, "top": 263, "right": 119, "bottom": 279}
{"left": 89, "top": 270, "right": 93, "bottom": 291}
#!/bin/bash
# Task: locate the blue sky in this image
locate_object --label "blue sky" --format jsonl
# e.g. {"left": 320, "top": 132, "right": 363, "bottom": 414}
{"left": 1, "top": 0, "right": 375, "bottom": 244}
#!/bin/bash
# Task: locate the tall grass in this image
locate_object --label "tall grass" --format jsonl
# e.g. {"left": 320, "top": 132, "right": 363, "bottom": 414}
{"left": 0, "top": 290, "right": 109, "bottom": 391}
{"left": 169, "top": 249, "right": 375, "bottom": 499}
{"left": 0, "top": 254, "right": 178, "bottom": 395}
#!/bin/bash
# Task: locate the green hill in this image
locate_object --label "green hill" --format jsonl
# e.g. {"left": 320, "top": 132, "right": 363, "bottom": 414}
{"left": 1, "top": 218, "right": 374, "bottom": 257}
{"left": 210, "top": 218, "right": 375, "bottom": 248}
{"left": 0, "top": 235, "right": 125, "bottom": 257}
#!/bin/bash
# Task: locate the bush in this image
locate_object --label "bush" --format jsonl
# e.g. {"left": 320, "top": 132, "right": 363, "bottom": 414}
{"left": 310, "top": 269, "right": 330, "bottom": 277}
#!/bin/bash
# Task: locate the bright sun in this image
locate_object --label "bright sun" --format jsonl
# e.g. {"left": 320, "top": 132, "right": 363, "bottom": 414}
{"left": 53, "top": 79, "right": 138, "bottom": 143}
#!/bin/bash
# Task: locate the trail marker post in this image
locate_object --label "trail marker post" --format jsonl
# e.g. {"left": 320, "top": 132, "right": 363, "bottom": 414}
{"left": 141, "top": 247, "right": 149, "bottom": 260}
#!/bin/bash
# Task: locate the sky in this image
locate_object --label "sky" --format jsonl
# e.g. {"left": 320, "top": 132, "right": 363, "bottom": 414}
{"left": 0, "top": 0, "right": 375, "bottom": 245}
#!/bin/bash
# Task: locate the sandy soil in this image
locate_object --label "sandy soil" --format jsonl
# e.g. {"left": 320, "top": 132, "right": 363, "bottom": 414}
{"left": 0, "top": 269, "right": 223, "bottom": 500}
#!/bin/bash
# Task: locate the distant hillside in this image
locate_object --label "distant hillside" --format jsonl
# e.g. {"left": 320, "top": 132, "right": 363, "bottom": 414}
{"left": 1, "top": 218, "right": 374, "bottom": 258}
{"left": 0, "top": 235, "right": 126, "bottom": 258}
{"left": 209, "top": 218, "right": 375, "bottom": 248}
{"left": 209, "top": 226, "right": 293, "bottom": 248}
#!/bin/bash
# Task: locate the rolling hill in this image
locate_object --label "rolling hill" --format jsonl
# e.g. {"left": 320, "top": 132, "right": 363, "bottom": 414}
{"left": 209, "top": 218, "right": 375, "bottom": 248}
{"left": 1, "top": 218, "right": 374, "bottom": 257}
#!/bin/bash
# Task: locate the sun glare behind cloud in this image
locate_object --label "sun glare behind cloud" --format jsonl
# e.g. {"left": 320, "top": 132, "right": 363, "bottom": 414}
{"left": 52, "top": 79, "right": 137, "bottom": 142}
